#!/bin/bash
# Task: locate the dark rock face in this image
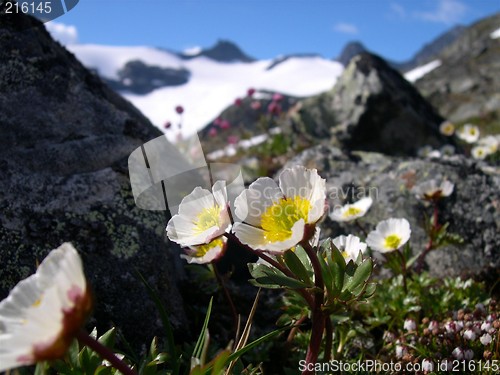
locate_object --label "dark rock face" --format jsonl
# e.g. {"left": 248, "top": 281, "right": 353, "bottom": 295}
{"left": 296, "top": 53, "right": 450, "bottom": 155}
{"left": 414, "top": 13, "right": 500, "bottom": 124}
{"left": 105, "top": 60, "right": 190, "bottom": 94}
{"left": 0, "top": 12, "right": 187, "bottom": 346}
{"left": 336, "top": 41, "right": 368, "bottom": 66}
{"left": 283, "top": 146, "right": 500, "bottom": 280}
{"left": 183, "top": 39, "right": 255, "bottom": 63}
{"left": 394, "top": 25, "right": 466, "bottom": 72}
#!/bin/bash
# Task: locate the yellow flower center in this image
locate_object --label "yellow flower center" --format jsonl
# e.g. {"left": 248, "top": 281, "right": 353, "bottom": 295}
{"left": 343, "top": 206, "right": 362, "bottom": 218}
{"left": 261, "top": 196, "right": 311, "bottom": 243}
{"left": 469, "top": 129, "right": 476, "bottom": 135}
{"left": 32, "top": 297, "right": 42, "bottom": 308}
{"left": 341, "top": 251, "right": 349, "bottom": 259}
{"left": 194, "top": 206, "right": 221, "bottom": 233}
{"left": 194, "top": 238, "right": 224, "bottom": 257}
{"left": 384, "top": 234, "right": 402, "bottom": 249}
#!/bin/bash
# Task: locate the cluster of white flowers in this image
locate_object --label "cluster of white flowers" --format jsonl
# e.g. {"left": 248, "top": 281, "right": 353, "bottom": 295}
{"left": 412, "top": 178, "right": 454, "bottom": 202}
{"left": 0, "top": 244, "right": 91, "bottom": 373}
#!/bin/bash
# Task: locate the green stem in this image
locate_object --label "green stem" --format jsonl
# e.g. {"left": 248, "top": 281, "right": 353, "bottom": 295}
{"left": 76, "top": 330, "right": 137, "bottom": 375}
{"left": 395, "top": 249, "right": 408, "bottom": 294}
{"left": 213, "top": 264, "right": 239, "bottom": 338}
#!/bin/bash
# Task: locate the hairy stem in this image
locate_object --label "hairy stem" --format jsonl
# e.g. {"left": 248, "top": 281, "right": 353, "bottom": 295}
{"left": 213, "top": 264, "right": 239, "bottom": 339}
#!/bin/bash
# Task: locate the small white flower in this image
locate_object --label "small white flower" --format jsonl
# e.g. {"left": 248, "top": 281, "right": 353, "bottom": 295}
{"left": 440, "top": 121, "right": 455, "bottom": 136}
{"left": 395, "top": 344, "right": 407, "bottom": 359}
{"left": 478, "top": 135, "right": 499, "bottom": 154}
{"left": 181, "top": 237, "right": 227, "bottom": 264}
{"left": 463, "top": 329, "right": 476, "bottom": 340}
{"left": 366, "top": 218, "right": 411, "bottom": 253}
{"left": 0, "top": 243, "right": 91, "bottom": 372}
{"left": 428, "top": 150, "right": 442, "bottom": 159}
{"left": 457, "top": 124, "right": 480, "bottom": 143}
{"left": 422, "top": 359, "right": 434, "bottom": 371}
{"left": 428, "top": 320, "right": 439, "bottom": 331}
{"left": 452, "top": 347, "right": 464, "bottom": 360}
{"left": 329, "top": 197, "right": 373, "bottom": 222}
{"left": 233, "top": 166, "right": 326, "bottom": 253}
{"left": 480, "top": 333, "right": 492, "bottom": 345}
{"left": 332, "top": 234, "right": 367, "bottom": 262}
{"left": 412, "top": 179, "right": 454, "bottom": 201}
{"left": 167, "top": 181, "right": 230, "bottom": 247}
{"left": 481, "top": 322, "right": 491, "bottom": 331}
{"left": 404, "top": 319, "right": 416, "bottom": 331}
{"left": 471, "top": 145, "right": 490, "bottom": 160}
{"left": 464, "top": 349, "right": 474, "bottom": 360}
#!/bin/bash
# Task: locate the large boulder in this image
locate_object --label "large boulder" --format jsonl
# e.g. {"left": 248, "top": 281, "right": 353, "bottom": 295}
{"left": 296, "top": 53, "right": 451, "bottom": 156}
{"left": 0, "top": 12, "right": 187, "bottom": 346}
{"left": 282, "top": 146, "right": 500, "bottom": 281}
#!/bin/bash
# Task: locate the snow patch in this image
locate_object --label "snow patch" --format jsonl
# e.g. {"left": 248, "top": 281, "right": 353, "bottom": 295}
{"left": 404, "top": 60, "right": 442, "bottom": 83}
{"left": 490, "top": 27, "right": 500, "bottom": 39}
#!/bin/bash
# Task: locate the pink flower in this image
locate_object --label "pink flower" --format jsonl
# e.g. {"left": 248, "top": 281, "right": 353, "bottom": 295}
{"left": 247, "top": 88, "right": 256, "bottom": 97}
{"left": 164, "top": 121, "right": 172, "bottom": 129}
{"left": 272, "top": 93, "right": 284, "bottom": 102}
{"left": 208, "top": 128, "right": 218, "bottom": 137}
{"left": 213, "top": 117, "right": 222, "bottom": 126}
{"left": 234, "top": 98, "right": 243, "bottom": 107}
{"left": 268, "top": 101, "right": 281, "bottom": 115}
{"left": 220, "top": 120, "right": 231, "bottom": 130}
{"left": 227, "top": 135, "right": 239, "bottom": 145}
{"left": 250, "top": 101, "right": 261, "bottom": 110}
{"left": 175, "top": 105, "right": 184, "bottom": 114}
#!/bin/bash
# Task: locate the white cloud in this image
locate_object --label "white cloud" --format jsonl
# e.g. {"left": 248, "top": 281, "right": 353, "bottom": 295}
{"left": 334, "top": 22, "right": 359, "bottom": 35}
{"left": 45, "top": 22, "right": 78, "bottom": 45}
{"left": 414, "top": 0, "right": 467, "bottom": 25}
{"left": 390, "top": 3, "right": 406, "bottom": 18}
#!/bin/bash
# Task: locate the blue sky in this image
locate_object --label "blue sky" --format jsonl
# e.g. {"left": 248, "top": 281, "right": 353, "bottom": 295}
{"left": 56, "top": 0, "right": 499, "bottom": 62}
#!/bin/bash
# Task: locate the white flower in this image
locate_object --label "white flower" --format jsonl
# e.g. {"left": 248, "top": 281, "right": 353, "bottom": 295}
{"left": 463, "top": 329, "right": 476, "bottom": 340}
{"left": 471, "top": 145, "right": 490, "bottom": 160}
{"left": 0, "top": 243, "right": 91, "bottom": 372}
{"left": 332, "top": 234, "right": 367, "bottom": 262}
{"left": 329, "top": 197, "right": 373, "bottom": 222}
{"left": 403, "top": 319, "right": 416, "bottom": 331}
{"left": 481, "top": 322, "right": 491, "bottom": 331}
{"left": 457, "top": 124, "right": 480, "bottom": 143}
{"left": 366, "top": 218, "right": 411, "bottom": 253}
{"left": 167, "top": 181, "right": 230, "bottom": 247}
{"left": 233, "top": 166, "right": 326, "bottom": 253}
{"left": 395, "top": 344, "right": 407, "bottom": 359}
{"left": 422, "top": 359, "right": 434, "bottom": 371}
{"left": 439, "top": 121, "right": 455, "bottom": 136}
{"left": 478, "top": 135, "right": 499, "bottom": 154}
{"left": 428, "top": 320, "right": 439, "bottom": 331}
{"left": 412, "top": 179, "right": 454, "bottom": 201}
{"left": 480, "top": 333, "right": 492, "bottom": 345}
{"left": 181, "top": 237, "right": 227, "bottom": 264}
{"left": 452, "top": 347, "right": 464, "bottom": 360}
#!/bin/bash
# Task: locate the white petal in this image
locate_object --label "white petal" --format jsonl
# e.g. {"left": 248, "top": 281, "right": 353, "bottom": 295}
{"left": 233, "top": 222, "right": 267, "bottom": 248}
{"left": 181, "top": 238, "right": 227, "bottom": 264}
{"left": 234, "top": 177, "right": 282, "bottom": 225}
{"left": 177, "top": 187, "right": 214, "bottom": 218}
{"left": 332, "top": 235, "right": 347, "bottom": 250}
{"left": 212, "top": 180, "right": 228, "bottom": 208}
{"left": 261, "top": 219, "right": 306, "bottom": 253}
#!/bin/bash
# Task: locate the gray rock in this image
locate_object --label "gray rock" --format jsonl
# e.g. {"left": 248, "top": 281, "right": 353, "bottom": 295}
{"left": 0, "top": 12, "right": 186, "bottom": 346}
{"left": 296, "top": 53, "right": 452, "bottom": 156}
{"left": 414, "top": 12, "right": 500, "bottom": 124}
{"left": 282, "top": 146, "right": 500, "bottom": 280}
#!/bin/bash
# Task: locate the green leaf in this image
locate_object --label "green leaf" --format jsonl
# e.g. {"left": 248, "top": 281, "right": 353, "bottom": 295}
{"left": 98, "top": 327, "right": 116, "bottom": 349}
{"left": 192, "top": 297, "right": 213, "bottom": 366}
{"left": 249, "top": 263, "right": 309, "bottom": 289}
{"left": 67, "top": 338, "right": 81, "bottom": 368}
{"left": 345, "top": 258, "right": 372, "bottom": 294}
{"left": 94, "top": 366, "right": 113, "bottom": 375}
{"left": 283, "top": 249, "right": 313, "bottom": 286}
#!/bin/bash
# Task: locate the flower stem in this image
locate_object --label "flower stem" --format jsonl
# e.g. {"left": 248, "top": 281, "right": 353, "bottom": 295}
{"left": 396, "top": 250, "right": 408, "bottom": 294}
{"left": 301, "top": 241, "right": 326, "bottom": 374}
{"left": 213, "top": 264, "right": 239, "bottom": 339}
{"left": 76, "top": 330, "right": 137, "bottom": 375}
{"left": 323, "top": 317, "right": 333, "bottom": 362}
{"left": 415, "top": 201, "right": 439, "bottom": 272}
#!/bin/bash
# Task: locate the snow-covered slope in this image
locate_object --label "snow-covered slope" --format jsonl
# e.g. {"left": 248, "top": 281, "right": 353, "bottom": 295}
{"left": 67, "top": 44, "right": 343, "bottom": 138}
{"left": 404, "top": 60, "right": 442, "bottom": 83}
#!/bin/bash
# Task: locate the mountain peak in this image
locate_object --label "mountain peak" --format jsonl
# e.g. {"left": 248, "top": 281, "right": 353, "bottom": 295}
{"left": 196, "top": 39, "right": 255, "bottom": 63}
{"left": 336, "top": 41, "right": 368, "bottom": 66}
